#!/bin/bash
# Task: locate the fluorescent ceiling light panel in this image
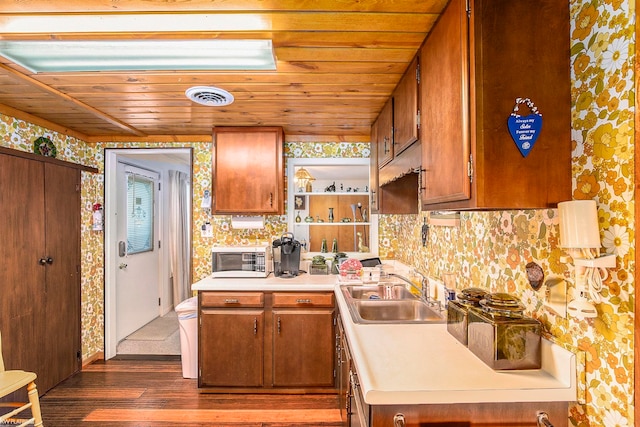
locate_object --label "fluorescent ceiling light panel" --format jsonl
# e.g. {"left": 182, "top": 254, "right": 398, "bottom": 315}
{"left": 0, "top": 40, "right": 276, "bottom": 72}
{"left": 0, "top": 14, "right": 270, "bottom": 33}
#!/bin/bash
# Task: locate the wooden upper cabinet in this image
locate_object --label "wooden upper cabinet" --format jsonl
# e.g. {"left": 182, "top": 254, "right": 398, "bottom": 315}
{"left": 420, "top": 0, "right": 571, "bottom": 210}
{"left": 370, "top": 54, "right": 421, "bottom": 215}
{"left": 392, "top": 56, "right": 420, "bottom": 156}
{"left": 212, "top": 126, "right": 284, "bottom": 214}
{"left": 374, "top": 98, "right": 394, "bottom": 169}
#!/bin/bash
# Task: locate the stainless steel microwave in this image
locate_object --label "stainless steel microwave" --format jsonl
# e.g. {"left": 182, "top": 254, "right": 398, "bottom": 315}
{"left": 211, "top": 245, "right": 272, "bottom": 278}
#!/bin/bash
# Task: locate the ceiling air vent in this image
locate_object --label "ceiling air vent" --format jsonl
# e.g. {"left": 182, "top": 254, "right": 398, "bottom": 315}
{"left": 185, "top": 86, "right": 234, "bottom": 106}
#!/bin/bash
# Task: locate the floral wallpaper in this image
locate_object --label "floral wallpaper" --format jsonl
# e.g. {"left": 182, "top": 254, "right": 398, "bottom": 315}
{"left": 381, "top": 1, "right": 636, "bottom": 425}
{"left": 0, "top": 1, "right": 635, "bottom": 425}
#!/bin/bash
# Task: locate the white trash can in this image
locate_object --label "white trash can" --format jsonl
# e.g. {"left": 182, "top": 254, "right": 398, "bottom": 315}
{"left": 175, "top": 296, "right": 198, "bottom": 379}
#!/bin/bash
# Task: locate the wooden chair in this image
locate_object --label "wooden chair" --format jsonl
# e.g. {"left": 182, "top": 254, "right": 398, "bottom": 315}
{"left": 0, "top": 332, "right": 43, "bottom": 426}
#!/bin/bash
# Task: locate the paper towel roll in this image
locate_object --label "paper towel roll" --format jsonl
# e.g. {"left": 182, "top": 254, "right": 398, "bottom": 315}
{"left": 231, "top": 216, "right": 265, "bottom": 229}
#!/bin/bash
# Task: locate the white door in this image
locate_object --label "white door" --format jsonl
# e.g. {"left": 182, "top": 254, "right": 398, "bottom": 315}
{"left": 115, "top": 163, "right": 161, "bottom": 341}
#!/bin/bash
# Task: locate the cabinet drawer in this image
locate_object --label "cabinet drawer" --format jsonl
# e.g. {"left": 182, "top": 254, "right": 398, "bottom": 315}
{"left": 201, "top": 292, "right": 264, "bottom": 308}
{"left": 272, "top": 292, "right": 334, "bottom": 308}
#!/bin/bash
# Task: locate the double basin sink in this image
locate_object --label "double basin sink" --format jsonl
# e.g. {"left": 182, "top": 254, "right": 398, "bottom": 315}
{"left": 341, "top": 281, "right": 445, "bottom": 324}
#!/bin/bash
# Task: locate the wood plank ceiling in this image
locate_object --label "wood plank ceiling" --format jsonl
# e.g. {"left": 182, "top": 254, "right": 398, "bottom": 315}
{"left": 0, "top": 0, "right": 448, "bottom": 142}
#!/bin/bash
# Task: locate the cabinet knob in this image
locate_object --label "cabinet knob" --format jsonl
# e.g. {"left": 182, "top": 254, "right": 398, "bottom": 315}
{"left": 39, "top": 257, "right": 54, "bottom": 265}
{"left": 393, "top": 413, "right": 406, "bottom": 427}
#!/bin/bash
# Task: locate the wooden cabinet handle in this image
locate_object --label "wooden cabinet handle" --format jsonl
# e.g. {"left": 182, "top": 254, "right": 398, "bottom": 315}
{"left": 419, "top": 168, "right": 427, "bottom": 191}
{"left": 537, "top": 411, "right": 553, "bottom": 427}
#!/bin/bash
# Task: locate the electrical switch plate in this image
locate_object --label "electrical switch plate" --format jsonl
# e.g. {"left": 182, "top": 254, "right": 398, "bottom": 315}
{"left": 201, "top": 222, "right": 213, "bottom": 238}
{"left": 201, "top": 190, "right": 212, "bottom": 209}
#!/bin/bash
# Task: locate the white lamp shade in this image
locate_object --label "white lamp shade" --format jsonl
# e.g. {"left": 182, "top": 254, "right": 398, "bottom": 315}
{"left": 558, "top": 200, "right": 601, "bottom": 248}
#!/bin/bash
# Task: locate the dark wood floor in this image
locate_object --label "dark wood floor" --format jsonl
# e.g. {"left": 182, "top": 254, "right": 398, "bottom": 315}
{"left": 38, "top": 359, "right": 342, "bottom": 427}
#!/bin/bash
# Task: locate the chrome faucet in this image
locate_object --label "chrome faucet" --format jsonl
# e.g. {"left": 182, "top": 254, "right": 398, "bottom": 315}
{"left": 387, "top": 272, "right": 443, "bottom": 312}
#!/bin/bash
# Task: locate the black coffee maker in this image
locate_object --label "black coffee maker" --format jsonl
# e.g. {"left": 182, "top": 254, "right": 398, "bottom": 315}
{"left": 272, "top": 232, "right": 301, "bottom": 278}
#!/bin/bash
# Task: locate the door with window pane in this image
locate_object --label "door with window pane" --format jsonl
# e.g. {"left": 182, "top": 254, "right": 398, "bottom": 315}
{"left": 116, "top": 163, "right": 161, "bottom": 341}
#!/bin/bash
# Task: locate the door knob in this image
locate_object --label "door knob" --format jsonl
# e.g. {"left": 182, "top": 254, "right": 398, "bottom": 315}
{"left": 119, "top": 263, "right": 128, "bottom": 270}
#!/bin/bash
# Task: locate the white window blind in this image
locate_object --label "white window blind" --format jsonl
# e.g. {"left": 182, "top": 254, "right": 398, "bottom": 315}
{"left": 127, "top": 173, "right": 154, "bottom": 254}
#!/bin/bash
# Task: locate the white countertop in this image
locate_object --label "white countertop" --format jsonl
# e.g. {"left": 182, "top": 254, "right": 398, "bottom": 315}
{"left": 192, "top": 272, "right": 337, "bottom": 291}
{"left": 192, "top": 271, "right": 577, "bottom": 405}
{"left": 335, "top": 291, "right": 577, "bottom": 405}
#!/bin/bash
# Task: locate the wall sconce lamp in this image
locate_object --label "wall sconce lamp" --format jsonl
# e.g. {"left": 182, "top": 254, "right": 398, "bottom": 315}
{"left": 294, "top": 167, "right": 315, "bottom": 192}
{"left": 558, "top": 200, "right": 616, "bottom": 319}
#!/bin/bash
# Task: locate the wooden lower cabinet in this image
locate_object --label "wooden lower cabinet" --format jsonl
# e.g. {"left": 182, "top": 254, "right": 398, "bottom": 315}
{"left": 198, "top": 290, "right": 337, "bottom": 393}
{"left": 368, "top": 401, "right": 568, "bottom": 427}
{"left": 272, "top": 310, "right": 336, "bottom": 387}
{"left": 199, "top": 309, "right": 265, "bottom": 387}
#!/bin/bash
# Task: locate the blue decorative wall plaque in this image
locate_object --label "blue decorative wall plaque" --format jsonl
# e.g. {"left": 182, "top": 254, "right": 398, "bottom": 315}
{"left": 507, "top": 98, "right": 542, "bottom": 158}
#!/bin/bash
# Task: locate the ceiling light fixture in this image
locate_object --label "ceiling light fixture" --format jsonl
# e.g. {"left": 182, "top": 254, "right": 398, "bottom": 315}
{"left": 0, "top": 39, "right": 276, "bottom": 73}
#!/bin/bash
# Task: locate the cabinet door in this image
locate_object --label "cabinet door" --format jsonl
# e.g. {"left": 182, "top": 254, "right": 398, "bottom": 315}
{"left": 0, "top": 154, "right": 45, "bottom": 387}
{"left": 0, "top": 154, "right": 82, "bottom": 400}
{"left": 41, "top": 163, "right": 82, "bottom": 393}
{"left": 337, "top": 317, "right": 351, "bottom": 425}
{"left": 375, "top": 98, "right": 394, "bottom": 168}
{"left": 212, "top": 126, "right": 284, "bottom": 214}
{"left": 420, "top": 0, "right": 471, "bottom": 206}
{"left": 272, "top": 309, "right": 335, "bottom": 388}
{"left": 392, "top": 56, "right": 419, "bottom": 155}
{"left": 199, "top": 309, "right": 264, "bottom": 387}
